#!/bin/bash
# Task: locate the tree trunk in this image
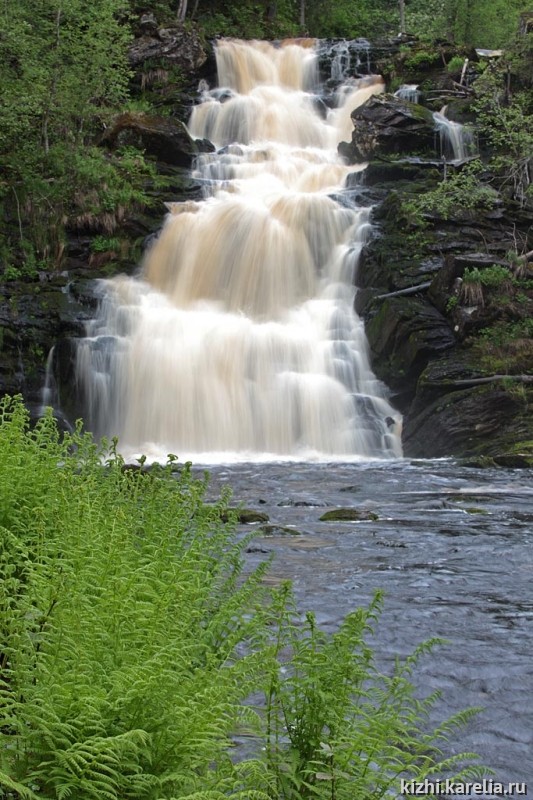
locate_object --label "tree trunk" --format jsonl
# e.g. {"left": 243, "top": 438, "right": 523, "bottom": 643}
{"left": 42, "top": 7, "right": 62, "bottom": 155}
{"left": 177, "top": 0, "right": 187, "bottom": 22}
{"left": 300, "top": 0, "right": 305, "bottom": 30}
{"left": 399, "top": 0, "right": 405, "bottom": 34}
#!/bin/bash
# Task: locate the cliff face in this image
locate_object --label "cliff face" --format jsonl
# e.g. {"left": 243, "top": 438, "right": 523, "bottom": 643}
{"left": 339, "top": 83, "right": 532, "bottom": 462}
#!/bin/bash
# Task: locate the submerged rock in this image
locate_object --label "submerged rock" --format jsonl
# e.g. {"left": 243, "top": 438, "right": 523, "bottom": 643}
{"left": 257, "top": 525, "right": 302, "bottom": 536}
{"left": 319, "top": 508, "right": 379, "bottom": 522}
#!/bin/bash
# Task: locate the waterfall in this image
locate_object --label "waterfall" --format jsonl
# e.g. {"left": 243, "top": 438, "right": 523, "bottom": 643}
{"left": 394, "top": 84, "right": 420, "bottom": 104}
{"left": 433, "top": 110, "right": 477, "bottom": 162}
{"left": 324, "top": 39, "right": 372, "bottom": 83}
{"left": 75, "top": 39, "right": 402, "bottom": 462}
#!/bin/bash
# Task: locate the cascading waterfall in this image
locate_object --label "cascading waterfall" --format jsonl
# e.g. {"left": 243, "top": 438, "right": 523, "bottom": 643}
{"left": 75, "top": 39, "right": 402, "bottom": 462}
{"left": 394, "top": 84, "right": 420, "bottom": 103}
{"left": 325, "top": 39, "right": 372, "bottom": 83}
{"left": 433, "top": 109, "right": 477, "bottom": 162}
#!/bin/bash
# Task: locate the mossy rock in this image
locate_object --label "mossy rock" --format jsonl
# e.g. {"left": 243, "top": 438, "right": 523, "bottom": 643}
{"left": 257, "top": 525, "right": 302, "bottom": 536}
{"left": 231, "top": 508, "right": 270, "bottom": 525}
{"left": 319, "top": 508, "right": 379, "bottom": 522}
{"left": 493, "top": 454, "right": 533, "bottom": 468}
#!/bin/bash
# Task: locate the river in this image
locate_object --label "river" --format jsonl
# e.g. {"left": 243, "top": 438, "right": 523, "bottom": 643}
{"left": 202, "top": 458, "right": 533, "bottom": 785}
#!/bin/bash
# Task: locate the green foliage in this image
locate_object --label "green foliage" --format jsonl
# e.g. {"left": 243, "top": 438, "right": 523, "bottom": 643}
{"left": 263, "top": 589, "right": 485, "bottom": 799}
{"left": 403, "top": 161, "right": 498, "bottom": 224}
{"left": 0, "top": 0, "right": 138, "bottom": 270}
{"left": 472, "top": 64, "right": 533, "bottom": 207}
{"left": 90, "top": 236, "right": 122, "bottom": 253}
{"left": 479, "top": 318, "right": 533, "bottom": 346}
{"left": 0, "top": 397, "right": 273, "bottom": 797}
{"left": 470, "top": 319, "right": 533, "bottom": 373}
{"left": 462, "top": 264, "right": 511, "bottom": 287}
{"left": 403, "top": 0, "right": 449, "bottom": 41}
{"left": 446, "top": 55, "right": 466, "bottom": 73}
{"left": 305, "top": 0, "right": 393, "bottom": 39}
{"left": 197, "top": 0, "right": 299, "bottom": 39}
{"left": 402, "top": 48, "right": 441, "bottom": 71}
{"left": 0, "top": 396, "right": 486, "bottom": 798}
{"left": 460, "top": 264, "right": 512, "bottom": 306}
{"left": 447, "top": 0, "right": 524, "bottom": 48}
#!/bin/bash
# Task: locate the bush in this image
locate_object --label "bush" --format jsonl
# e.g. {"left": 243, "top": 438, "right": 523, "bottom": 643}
{"left": 0, "top": 397, "right": 486, "bottom": 798}
{"left": 403, "top": 161, "right": 498, "bottom": 224}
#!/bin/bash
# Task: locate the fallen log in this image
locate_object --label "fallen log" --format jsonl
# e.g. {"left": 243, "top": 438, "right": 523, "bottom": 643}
{"left": 427, "top": 374, "right": 533, "bottom": 388}
{"left": 375, "top": 281, "right": 432, "bottom": 300}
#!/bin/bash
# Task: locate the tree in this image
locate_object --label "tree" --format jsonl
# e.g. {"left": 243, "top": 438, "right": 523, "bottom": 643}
{"left": 0, "top": 0, "right": 132, "bottom": 268}
{"left": 399, "top": 0, "right": 405, "bottom": 34}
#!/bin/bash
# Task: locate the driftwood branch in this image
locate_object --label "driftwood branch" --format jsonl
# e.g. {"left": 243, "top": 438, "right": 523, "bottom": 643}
{"left": 451, "top": 80, "right": 474, "bottom": 94}
{"left": 428, "top": 375, "right": 533, "bottom": 388}
{"left": 375, "top": 281, "right": 432, "bottom": 300}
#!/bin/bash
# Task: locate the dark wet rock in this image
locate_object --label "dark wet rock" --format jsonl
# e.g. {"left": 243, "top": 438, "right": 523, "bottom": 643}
{"left": 50, "top": 337, "right": 85, "bottom": 424}
{"left": 363, "top": 158, "right": 442, "bottom": 185}
{"left": 339, "top": 94, "right": 436, "bottom": 164}
{"left": 338, "top": 485, "right": 360, "bottom": 493}
{"left": 257, "top": 525, "right": 302, "bottom": 536}
{"left": 319, "top": 508, "right": 379, "bottom": 522}
{"left": 376, "top": 539, "right": 408, "bottom": 547}
{"left": 365, "top": 297, "right": 456, "bottom": 396}
{"left": 0, "top": 277, "right": 91, "bottom": 416}
{"left": 458, "top": 456, "right": 499, "bottom": 468}
{"left": 493, "top": 454, "right": 533, "bottom": 468}
{"left": 403, "top": 383, "right": 529, "bottom": 458}
{"left": 100, "top": 113, "right": 211, "bottom": 167}
{"left": 219, "top": 508, "right": 270, "bottom": 524}
{"left": 246, "top": 544, "right": 272, "bottom": 553}
{"left": 138, "top": 12, "right": 158, "bottom": 36}
{"left": 277, "top": 498, "right": 330, "bottom": 507}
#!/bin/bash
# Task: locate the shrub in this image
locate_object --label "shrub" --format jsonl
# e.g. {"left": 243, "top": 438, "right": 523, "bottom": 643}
{"left": 403, "top": 161, "right": 498, "bottom": 225}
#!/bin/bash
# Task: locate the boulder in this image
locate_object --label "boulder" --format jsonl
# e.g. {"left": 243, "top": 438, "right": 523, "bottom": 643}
{"left": 339, "top": 94, "right": 436, "bottom": 163}
{"left": 100, "top": 113, "right": 214, "bottom": 167}
{"left": 403, "top": 382, "right": 530, "bottom": 458}
{"left": 364, "top": 296, "right": 456, "bottom": 396}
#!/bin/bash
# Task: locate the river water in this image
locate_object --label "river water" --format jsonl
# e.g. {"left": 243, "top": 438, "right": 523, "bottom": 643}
{"left": 201, "top": 458, "right": 533, "bottom": 785}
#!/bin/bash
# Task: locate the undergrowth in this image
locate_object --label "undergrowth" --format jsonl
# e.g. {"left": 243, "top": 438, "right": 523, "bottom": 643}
{"left": 0, "top": 396, "right": 487, "bottom": 798}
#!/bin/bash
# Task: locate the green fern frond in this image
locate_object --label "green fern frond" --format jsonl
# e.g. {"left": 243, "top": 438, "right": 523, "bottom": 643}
{"left": 0, "top": 771, "right": 40, "bottom": 799}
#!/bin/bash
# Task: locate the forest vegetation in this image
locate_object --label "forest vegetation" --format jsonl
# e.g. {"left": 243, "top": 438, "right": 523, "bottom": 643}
{"left": 0, "top": 0, "right": 530, "bottom": 278}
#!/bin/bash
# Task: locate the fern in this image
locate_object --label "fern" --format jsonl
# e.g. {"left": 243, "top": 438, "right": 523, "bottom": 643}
{"left": 0, "top": 396, "right": 487, "bottom": 799}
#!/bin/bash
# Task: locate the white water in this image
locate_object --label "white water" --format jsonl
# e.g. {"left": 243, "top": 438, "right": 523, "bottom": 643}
{"left": 76, "top": 39, "right": 402, "bottom": 463}
{"left": 434, "top": 110, "right": 477, "bottom": 162}
{"left": 394, "top": 83, "right": 420, "bottom": 104}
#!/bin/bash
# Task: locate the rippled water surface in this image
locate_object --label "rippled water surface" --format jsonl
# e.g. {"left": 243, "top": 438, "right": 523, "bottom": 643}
{"left": 200, "top": 459, "right": 533, "bottom": 783}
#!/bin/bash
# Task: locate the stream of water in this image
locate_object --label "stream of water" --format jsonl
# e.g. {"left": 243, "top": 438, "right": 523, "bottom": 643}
{"left": 75, "top": 39, "right": 401, "bottom": 461}
{"left": 203, "top": 458, "right": 533, "bottom": 786}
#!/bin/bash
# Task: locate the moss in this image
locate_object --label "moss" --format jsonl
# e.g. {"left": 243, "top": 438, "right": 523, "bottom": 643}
{"left": 257, "top": 525, "right": 302, "bottom": 536}
{"left": 319, "top": 508, "right": 379, "bottom": 522}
